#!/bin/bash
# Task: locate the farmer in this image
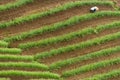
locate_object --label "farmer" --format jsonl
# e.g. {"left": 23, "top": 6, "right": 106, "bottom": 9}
{"left": 90, "top": 6, "right": 99, "bottom": 13}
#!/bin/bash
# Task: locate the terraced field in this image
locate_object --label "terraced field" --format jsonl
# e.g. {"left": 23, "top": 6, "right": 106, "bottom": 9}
{"left": 0, "top": 0, "right": 120, "bottom": 80}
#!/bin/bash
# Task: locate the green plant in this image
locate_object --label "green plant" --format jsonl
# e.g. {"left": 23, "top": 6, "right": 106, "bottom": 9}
{"left": 0, "top": 48, "right": 21, "bottom": 54}
{"left": 19, "top": 21, "right": 120, "bottom": 49}
{"left": 0, "top": 0, "right": 33, "bottom": 11}
{"left": 34, "top": 32, "right": 120, "bottom": 60}
{"left": 49, "top": 46, "right": 120, "bottom": 70}
{"left": 0, "top": 40, "right": 8, "bottom": 47}
{"left": 0, "top": 54, "right": 33, "bottom": 61}
{"left": 0, "top": 62, "right": 49, "bottom": 70}
{"left": 84, "top": 69, "right": 120, "bottom": 80}
{"left": 62, "top": 58, "right": 120, "bottom": 77}
{"left": 4, "top": 11, "right": 120, "bottom": 42}
{"left": 0, "top": 70, "right": 60, "bottom": 79}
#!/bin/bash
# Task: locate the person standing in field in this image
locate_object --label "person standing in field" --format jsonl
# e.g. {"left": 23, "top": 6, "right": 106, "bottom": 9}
{"left": 90, "top": 6, "right": 99, "bottom": 13}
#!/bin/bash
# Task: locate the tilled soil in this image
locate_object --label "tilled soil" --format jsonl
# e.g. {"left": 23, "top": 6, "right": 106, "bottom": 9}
{"left": 66, "top": 63, "right": 120, "bottom": 80}
{"left": 21, "top": 25, "right": 120, "bottom": 56}
{"left": 9, "top": 16, "right": 120, "bottom": 48}
{"left": 0, "top": 0, "right": 76, "bottom": 22}
{"left": 52, "top": 52, "right": 120, "bottom": 74}
{"left": 0, "top": 5, "right": 113, "bottom": 38}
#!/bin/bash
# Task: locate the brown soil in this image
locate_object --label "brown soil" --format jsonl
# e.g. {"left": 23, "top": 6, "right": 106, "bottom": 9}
{"left": 21, "top": 26, "right": 120, "bottom": 56}
{"left": 66, "top": 63, "right": 120, "bottom": 80}
{"left": 40, "top": 36, "right": 120, "bottom": 65}
{"left": 108, "top": 76, "right": 120, "bottom": 80}
{"left": 0, "top": 5, "right": 113, "bottom": 38}
{"left": 0, "top": 0, "right": 76, "bottom": 22}
{"left": 0, "top": 0, "right": 15, "bottom": 5}
{"left": 9, "top": 16, "right": 120, "bottom": 48}
{"left": 53, "top": 52, "right": 120, "bottom": 74}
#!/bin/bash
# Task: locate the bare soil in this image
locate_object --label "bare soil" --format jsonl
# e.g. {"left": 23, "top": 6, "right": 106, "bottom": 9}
{"left": 0, "top": 5, "right": 113, "bottom": 38}
{"left": 21, "top": 26, "right": 120, "bottom": 56}
{"left": 9, "top": 16, "right": 120, "bottom": 48}
{"left": 66, "top": 63, "right": 120, "bottom": 80}
{"left": 0, "top": 0, "right": 76, "bottom": 22}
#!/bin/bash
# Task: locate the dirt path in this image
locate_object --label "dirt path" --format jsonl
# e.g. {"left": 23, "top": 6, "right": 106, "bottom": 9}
{"left": 66, "top": 62, "right": 120, "bottom": 80}
{"left": 9, "top": 16, "right": 120, "bottom": 48}
{"left": 0, "top": 0, "right": 15, "bottom": 5}
{"left": 0, "top": 0, "right": 77, "bottom": 22}
{"left": 52, "top": 52, "right": 120, "bottom": 74}
{"left": 0, "top": 6, "right": 113, "bottom": 38}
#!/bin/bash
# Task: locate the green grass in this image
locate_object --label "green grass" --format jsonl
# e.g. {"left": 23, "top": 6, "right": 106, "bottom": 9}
{"left": 0, "top": 70, "right": 60, "bottom": 79}
{"left": 0, "top": 48, "right": 21, "bottom": 54}
{"left": 0, "top": 78, "right": 10, "bottom": 80}
{"left": 4, "top": 11, "right": 120, "bottom": 42}
{"left": 49, "top": 46, "right": 120, "bottom": 70}
{"left": 0, "top": 62, "right": 49, "bottom": 70}
{"left": 18, "top": 21, "right": 120, "bottom": 49}
{"left": 84, "top": 69, "right": 120, "bottom": 80}
{"left": 0, "top": 40, "right": 8, "bottom": 47}
{"left": 62, "top": 58, "right": 120, "bottom": 77}
{"left": 34, "top": 31, "right": 120, "bottom": 60}
{"left": 0, "top": 54, "right": 33, "bottom": 62}
{"left": 0, "top": 1, "right": 114, "bottom": 29}
{"left": 0, "top": 0, "right": 33, "bottom": 11}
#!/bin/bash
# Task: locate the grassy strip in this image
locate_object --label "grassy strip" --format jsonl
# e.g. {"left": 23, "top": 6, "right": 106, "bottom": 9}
{"left": 18, "top": 21, "right": 120, "bottom": 49}
{"left": 0, "top": 70, "right": 60, "bottom": 79}
{"left": 0, "top": 1, "right": 114, "bottom": 29}
{"left": 49, "top": 46, "right": 120, "bottom": 70}
{"left": 62, "top": 58, "right": 120, "bottom": 77}
{"left": 0, "top": 62, "right": 49, "bottom": 70}
{"left": 0, "top": 40, "right": 8, "bottom": 47}
{"left": 0, "top": 78, "right": 10, "bottom": 80}
{"left": 0, "top": 48, "right": 21, "bottom": 54}
{"left": 0, "top": 0, "right": 33, "bottom": 11}
{"left": 0, "top": 54, "right": 33, "bottom": 61}
{"left": 4, "top": 11, "right": 120, "bottom": 42}
{"left": 84, "top": 69, "right": 120, "bottom": 80}
{"left": 34, "top": 31, "right": 120, "bottom": 60}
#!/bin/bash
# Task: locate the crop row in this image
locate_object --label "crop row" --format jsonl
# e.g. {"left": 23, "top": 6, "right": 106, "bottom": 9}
{"left": 84, "top": 69, "right": 120, "bottom": 80}
{"left": 0, "top": 78, "right": 10, "bottom": 80}
{"left": 34, "top": 31, "right": 120, "bottom": 60}
{"left": 0, "top": 48, "right": 21, "bottom": 54}
{"left": 0, "top": 0, "right": 33, "bottom": 11}
{"left": 0, "top": 70, "right": 60, "bottom": 79}
{"left": 49, "top": 46, "right": 120, "bottom": 70}
{"left": 62, "top": 58, "right": 120, "bottom": 77}
{"left": 4, "top": 11, "right": 120, "bottom": 43}
{"left": 0, "top": 1, "right": 114, "bottom": 29}
{"left": 0, "top": 62, "right": 48, "bottom": 70}
{"left": 0, "top": 54, "right": 33, "bottom": 62}
{"left": 0, "top": 40, "right": 8, "bottom": 47}
{"left": 18, "top": 20, "right": 120, "bottom": 49}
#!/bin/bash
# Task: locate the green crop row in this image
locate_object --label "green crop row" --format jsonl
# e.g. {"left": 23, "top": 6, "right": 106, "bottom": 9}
{"left": 84, "top": 69, "right": 120, "bottom": 80}
{"left": 0, "top": 40, "right": 8, "bottom": 47}
{"left": 0, "top": 62, "right": 48, "bottom": 70}
{"left": 0, "top": 0, "right": 33, "bottom": 11}
{"left": 18, "top": 21, "right": 120, "bottom": 49}
{"left": 0, "top": 78, "right": 10, "bottom": 80}
{"left": 34, "top": 31, "right": 120, "bottom": 60}
{"left": 0, "top": 70, "right": 60, "bottom": 79}
{"left": 62, "top": 58, "right": 120, "bottom": 77}
{"left": 0, "top": 1, "right": 114, "bottom": 29}
{"left": 0, "top": 54, "right": 33, "bottom": 62}
{"left": 4, "top": 11, "right": 120, "bottom": 43}
{"left": 49, "top": 46, "right": 120, "bottom": 70}
{"left": 0, "top": 48, "right": 21, "bottom": 54}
